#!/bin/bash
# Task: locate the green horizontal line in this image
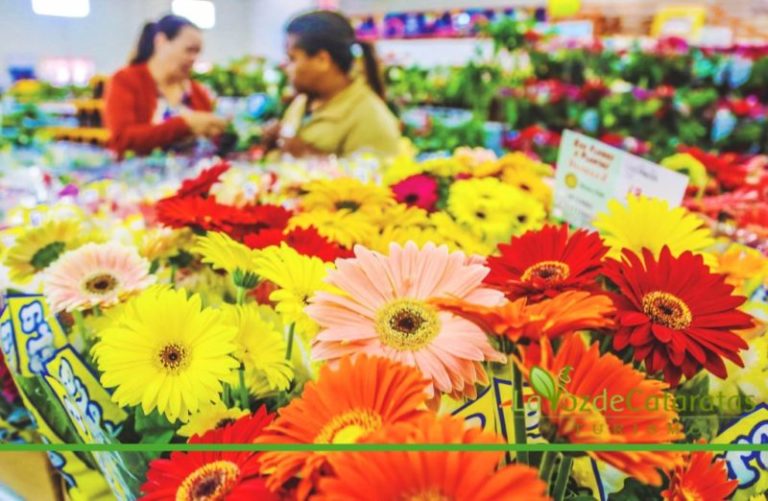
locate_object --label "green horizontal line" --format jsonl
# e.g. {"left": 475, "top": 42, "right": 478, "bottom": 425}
{"left": 0, "top": 443, "right": 765, "bottom": 453}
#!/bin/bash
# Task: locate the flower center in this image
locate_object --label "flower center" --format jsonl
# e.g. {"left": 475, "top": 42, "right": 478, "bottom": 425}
{"left": 403, "top": 489, "right": 450, "bottom": 501}
{"left": 215, "top": 418, "right": 236, "bottom": 429}
{"left": 83, "top": 273, "right": 119, "bottom": 295}
{"left": 335, "top": 200, "right": 361, "bottom": 212}
{"left": 157, "top": 343, "right": 189, "bottom": 374}
{"left": 405, "top": 194, "right": 420, "bottom": 204}
{"left": 642, "top": 291, "right": 692, "bottom": 330}
{"left": 30, "top": 241, "right": 66, "bottom": 270}
{"left": 176, "top": 460, "right": 240, "bottom": 501}
{"left": 376, "top": 299, "right": 441, "bottom": 351}
{"left": 314, "top": 409, "right": 383, "bottom": 444}
{"left": 521, "top": 260, "right": 571, "bottom": 286}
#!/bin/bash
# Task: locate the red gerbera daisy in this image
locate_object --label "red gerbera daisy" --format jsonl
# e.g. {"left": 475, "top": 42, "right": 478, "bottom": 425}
{"left": 155, "top": 196, "right": 247, "bottom": 234}
{"left": 0, "top": 355, "right": 18, "bottom": 403}
{"left": 226, "top": 204, "right": 292, "bottom": 242}
{"left": 662, "top": 451, "right": 738, "bottom": 501}
{"left": 604, "top": 247, "right": 753, "bottom": 387}
{"left": 485, "top": 224, "right": 609, "bottom": 302}
{"left": 244, "top": 226, "right": 351, "bottom": 262}
{"left": 177, "top": 161, "right": 231, "bottom": 198}
{"left": 141, "top": 407, "right": 277, "bottom": 501}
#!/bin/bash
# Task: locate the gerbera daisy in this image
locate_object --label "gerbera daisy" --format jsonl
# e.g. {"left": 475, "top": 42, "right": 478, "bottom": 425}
{"left": 225, "top": 204, "right": 293, "bottom": 242}
{"left": 142, "top": 407, "right": 276, "bottom": 500}
{"left": 94, "top": 287, "right": 239, "bottom": 422}
{"left": 497, "top": 151, "right": 554, "bottom": 178}
{"left": 4, "top": 219, "right": 84, "bottom": 284}
{"left": 176, "top": 161, "right": 230, "bottom": 198}
{"left": 252, "top": 245, "right": 337, "bottom": 337}
{"left": 289, "top": 210, "right": 377, "bottom": 249}
{"left": 485, "top": 225, "right": 609, "bottom": 302}
{"left": 390, "top": 174, "right": 440, "bottom": 212}
{"left": 662, "top": 451, "right": 738, "bottom": 501}
{"left": 0, "top": 355, "right": 18, "bottom": 403}
{"left": 716, "top": 243, "right": 768, "bottom": 297}
{"left": 300, "top": 178, "right": 395, "bottom": 215}
{"left": 177, "top": 400, "right": 250, "bottom": 438}
{"left": 221, "top": 304, "right": 293, "bottom": 395}
{"left": 603, "top": 247, "right": 753, "bottom": 387}
{"left": 447, "top": 178, "right": 546, "bottom": 246}
{"left": 593, "top": 195, "right": 715, "bottom": 261}
{"left": 501, "top": 166, "right": 553, "bottom": 207}
{"left": 42, "top": 242, "right": 155, "bottom": 313}
{"left": 155, "top": 196, "right": 247, "bottom": 234}
{"left": 521, "top": 335, "right": 683, "bottom": 486}
{"left": 244, "top": 227, "right": 351, "bottom": 263}
{"left": 433, "top": 290, "right": 614, "bottom": 343}
{"left": 256, "top": 355, "right": 430, "bottom": 499}
{"left": 315, "top": 414, "right": 549, "bottom": 501}
{"left": 307, "top": 242, "right": 505, "bottom": 399}
{"left": 192, "top": 232, "right": 257, "bottom": 275}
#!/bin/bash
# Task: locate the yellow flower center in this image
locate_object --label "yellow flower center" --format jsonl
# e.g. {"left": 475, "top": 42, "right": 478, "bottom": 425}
{"left": 314, "top": 409, "right": 383, "bottom": 444}
{"left": 404, "top": 489, "right": 450, "bottom": 501}
{"left": 680, "top": 487, "right": 701, "bottom": 501}
{"left": 521, "top": 260, "right": 571, "bottom": 285}
{"left": 642, "top": 291, "right": 692, "bottom": 330}
{"left": 376, "top": 299, "right": 441, "bottom": 351}
{"left": 157, "top": 343, "right": 189, "bottom": 374}
{"left": 83, "top": 273, "right": 119, "bottom": 295}
{"left": 176, "top": 460, "right": 240, "bottom": 501}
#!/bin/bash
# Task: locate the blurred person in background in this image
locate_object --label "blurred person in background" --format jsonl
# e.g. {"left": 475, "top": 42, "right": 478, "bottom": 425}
{"left": 105, "top": 14, "right": 227, "bottom": 157}
{"left": 263, "top": 10, "right": 402, "bottom": 159}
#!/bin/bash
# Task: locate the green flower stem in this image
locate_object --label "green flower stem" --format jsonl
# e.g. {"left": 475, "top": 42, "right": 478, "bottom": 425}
{"left": 71, "top": 309, "right": 89, "bottom": 346}
{"left": 552, "top": 455, "right": 574, "bottom": 501}
{"left": 237, "top": 366, "right": 249, "bottom": 410}
{"left": 285, "top": 323, "right": 296, "bottom": 361}
{"left": 512, "top": 358, "right": 529, "bottom": 465}
{"left": 538, "top": 449, "right": 557, "bottom": 486}
{"left": 236, "top": 286, "right": 247, "bottom": 306}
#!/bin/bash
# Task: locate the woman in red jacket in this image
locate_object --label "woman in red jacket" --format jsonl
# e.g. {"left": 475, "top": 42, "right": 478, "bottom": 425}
{"left": 105, "top": 15, "right": 227, "bottom": 156}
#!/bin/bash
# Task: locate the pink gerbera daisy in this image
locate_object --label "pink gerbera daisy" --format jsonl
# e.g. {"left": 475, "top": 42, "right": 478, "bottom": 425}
{"left": 43, "top": 242, "right": 155, "bottom": 313}
{"left": 307, "top": 241, "right": 505, "bottom": 400}
{"left": 390, "top": 174, "right": 440, "bottom": 212}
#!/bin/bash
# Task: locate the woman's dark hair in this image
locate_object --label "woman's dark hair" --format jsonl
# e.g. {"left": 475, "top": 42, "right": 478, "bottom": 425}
{"left": 286, "top": 11, "right": 385, "bottom": 99}
{"left": 131, "top": 14, "right": 199, "bottom": 65}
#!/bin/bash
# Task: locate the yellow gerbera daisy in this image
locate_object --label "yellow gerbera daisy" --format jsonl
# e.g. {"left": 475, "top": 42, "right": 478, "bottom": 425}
{"left": 498, "top": 152, "right": 554, "bottom": 177}
{"left": 593, "top": 195, "right": 715, "bottom": 260}
{"left": 429, "top": 212, "right": 494, "bottom": 256}
{"left": 93, "top": 286, "right": 239, "bottom": 423}
{"left": 4, "top": 219, "right": 85, "bottom": 284}
{"left": 716, "top": 243, "right": 768, "bottom": 297}
{"left": 300, "top": 178, "right": 395, "bottom": 215}
{"left": 420, "top": 156, "right": 470, "bottom": 178}
{"left": 369, "top": 204, "right": 431, "bottom": 232}
{"left": 289, "top": 210, "right": 376, "bottom": 249}
{"left": 383, "top": 156, "right": 423, "bottom": 186}
{"left": 501, "top": 166, "right": 553, "bottom": 208}
{"left": 221, "top": 304, "right": 293, "bottom": 396}
{"left": 191, "top": 231, "right": 257, "bottom": 275}
{"left": 447, "top": 177, "right": 546, "bottom": 247}
{"left": 177, "top": 400, "right": 249, "bottom": 437}
{"left": 252, "top": 245, "right": 337, "bottom": 338}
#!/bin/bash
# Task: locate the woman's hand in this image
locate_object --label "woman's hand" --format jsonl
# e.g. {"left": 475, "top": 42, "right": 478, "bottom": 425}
{"left": 279, "top": 135, "right": 323, "bottom": 157}
{"left": 181, "top": 111, "right": 229, "bottom": 138}
{"left": 260, "top": 120, "right": 281, "bottom": 150}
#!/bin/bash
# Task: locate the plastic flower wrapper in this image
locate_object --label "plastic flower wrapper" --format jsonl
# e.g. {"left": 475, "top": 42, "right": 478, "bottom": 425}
{"left": 661, "top": 153, "right": 708, "bottom": 198}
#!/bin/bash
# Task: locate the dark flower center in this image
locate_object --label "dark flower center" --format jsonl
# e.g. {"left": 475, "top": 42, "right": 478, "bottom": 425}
{"left": 158, "top": 343, "right": 188, "bottom": 373}
{"left": 84, "top": 274, "right": 118, "bottom": 295}
{"left": 376, "top": 299, "right": 441, "bottom": 351}
{"left": 521, "top": 260, "right": 571, "bottom": 286}
{"left": 642, "top": 291, "right": 692, "bottom": 330}
{"left": 404, "top": 194, "right": 420, "bottom": 204}
{"left": 178, "top": 460, "right": 240, "bottom": 501}
{"left": 335, "top": 200, "right": 361, "bottom": 211}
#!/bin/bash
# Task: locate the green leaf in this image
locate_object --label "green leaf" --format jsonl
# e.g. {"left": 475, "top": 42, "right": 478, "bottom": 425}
{"left": 530, "top": 366, "right": 557, "bottom": 403}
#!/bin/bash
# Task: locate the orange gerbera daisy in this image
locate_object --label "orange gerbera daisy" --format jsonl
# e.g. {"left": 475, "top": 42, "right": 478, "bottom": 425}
{"left": 256, "top": 355, "right": 429, "bottom": 500}
{"left": 662, "top": 451, "right": 738, "bottom": 501}
{"left": 315, "top": 414, "right": 549, "bottom": 501}
{"left": 521, "top": 335, "right": 684, "bottom": 486}
{"left": 433, "top": 290, "right": 614, "bottom": 343}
